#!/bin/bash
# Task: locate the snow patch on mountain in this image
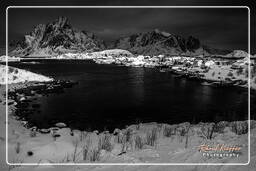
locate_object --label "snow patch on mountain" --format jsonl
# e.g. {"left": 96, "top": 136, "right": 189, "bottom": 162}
{"left": 154, "top": 29, "right": 171, "bottom": 37}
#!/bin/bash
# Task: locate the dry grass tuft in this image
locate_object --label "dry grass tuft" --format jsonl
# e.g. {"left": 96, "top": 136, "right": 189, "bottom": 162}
{"left": 98, "top": 134, "right": 113, "bottom": 152}
{"left": 145, "top": 127, "right": 158, "bottom": 147}
{"left": 134, "top": 135, "right": 144, "bottom": 150}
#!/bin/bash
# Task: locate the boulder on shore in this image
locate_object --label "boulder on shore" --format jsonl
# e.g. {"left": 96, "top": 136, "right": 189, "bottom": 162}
{"left": 55, "top": 122, "right": 67, "bottom": 128}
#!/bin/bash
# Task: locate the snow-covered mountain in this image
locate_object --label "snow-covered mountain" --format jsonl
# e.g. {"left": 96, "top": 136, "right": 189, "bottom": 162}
{"left": 110, "top": 29, "right": 230, "bottom": 56}
{"left": 202, "top": 45, "right": 232, "bottom": 56}
{"left": 224, "top": 50, "right": 249, "bottom": 58}
{"left": 9, "top": 17, "right": 234, "bottom": 57}
{"left": 9, "top": 17, "right": 105, "bottom": 57}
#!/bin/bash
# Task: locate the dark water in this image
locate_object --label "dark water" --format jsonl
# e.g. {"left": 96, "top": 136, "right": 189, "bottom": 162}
{"left": 9, "top": 60, "right": 255, "bottom": 131}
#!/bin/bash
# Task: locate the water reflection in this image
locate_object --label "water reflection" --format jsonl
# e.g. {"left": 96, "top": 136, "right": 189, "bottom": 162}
{"left": 8, "top": 60, "right": 254, "bottom": 131}
{"left": 128, "top": 67, "right": 145, "bottom": 106}
{"left": 195, "top": 84, "right": 212, "bottom": 106}
{"left": 179, "top": 78, "right": 187, "bottom": 88}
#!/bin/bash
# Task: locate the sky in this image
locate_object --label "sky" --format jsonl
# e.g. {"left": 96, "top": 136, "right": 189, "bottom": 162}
{"left": 0, "top": 0, "right": 255, "bottom": 53}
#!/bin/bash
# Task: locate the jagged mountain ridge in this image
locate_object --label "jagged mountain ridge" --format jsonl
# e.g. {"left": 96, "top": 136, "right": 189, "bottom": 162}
{"left": 110, "top": 29, "right": 231, "bottom": 56}
{"left": 10, "top": 17, "right": 106, "bottom": 56}
{"left": 10, "top": 17, "right": 232, "bottom": 57}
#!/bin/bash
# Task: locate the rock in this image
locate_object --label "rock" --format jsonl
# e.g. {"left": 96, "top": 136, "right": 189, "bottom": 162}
{"left": 21, "top": 121, "right": 28, "bottom": 126}
{"left": 30, "top": 126, "right": 37, "bottom": 131}
{"left": 7, "top": 100, "right": 15, "bottom": 105}
{"left": 50, "top": 127, "right": 60, "bottom": 132}
{"left": 39, "top": 128, "right": 50, "bottom": 134}
{"left": 55, "top": 122, "right": 67, "bottom": 128}
{"left": 19, "top": 97, "right": 26, "bottom": 101}
{"left": 52, "top": 133, "right": 61, "bottom": 141}
{"left": 93, "top": 130, "right": 99, "bottom": 135}
{"left": 27, "top": 151, "right": 34, "bottom": 156}
{"left": 30, "top": 90, "right": 36, "bottom": 94}
{"left": 52, "top": 134, "right": 61, "bottom": 138}
{"left": 113, "top": 128, "right": 121, "bottom": 135}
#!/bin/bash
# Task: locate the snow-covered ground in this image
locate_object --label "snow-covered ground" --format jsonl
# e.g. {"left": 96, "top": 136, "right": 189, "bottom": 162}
{"left": 0, "top": 56, "right": 21, "bottom": 62}
{"left": 0, "top": 65, "right": 53, "bottom": 84}
{"left": 52, "top": 49, "right": 133, "bottom": 60}
{"left": 0, "top": 84, "right": 255, "bottom": 170}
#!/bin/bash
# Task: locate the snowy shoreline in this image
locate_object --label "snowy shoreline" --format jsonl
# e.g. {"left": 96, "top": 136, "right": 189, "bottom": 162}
{"left": 0, "top": 65, "right": 53, "bottom": 85}
{"left": 0, "top": 82, "right": 255, "bottom": 165}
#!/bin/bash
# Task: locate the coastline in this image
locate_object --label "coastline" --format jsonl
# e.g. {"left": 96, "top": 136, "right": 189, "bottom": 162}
{"left": 2, "top": 50, "right": 255, "bottom": 90}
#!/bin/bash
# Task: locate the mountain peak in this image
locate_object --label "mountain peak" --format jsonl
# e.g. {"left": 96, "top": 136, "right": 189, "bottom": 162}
{"left": 54, "top": 16, "right": 70, "bottom": 28}
{"left": 112, "top": 30, "right": 203, "bottom": 56}
{"left": 153, "top": 29, "right": 171, "bottom": 37}
{"left": 10, "top": 17, "right": 105, "bottom": 56}
{"left": 153, "top": 28, "right": 160, "bottom": 33}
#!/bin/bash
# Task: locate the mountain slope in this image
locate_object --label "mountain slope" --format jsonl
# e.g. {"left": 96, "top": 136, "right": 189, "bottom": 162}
{"left": 9, "top": 17, "right": 105, "bottom": 57}
{"left": 110, "top": 29, "right": 231, "bottom": 56}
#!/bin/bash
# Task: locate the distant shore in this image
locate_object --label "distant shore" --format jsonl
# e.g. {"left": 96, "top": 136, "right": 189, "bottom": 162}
{"left": 1, "top": 49, "right": 256, "bottom": 90}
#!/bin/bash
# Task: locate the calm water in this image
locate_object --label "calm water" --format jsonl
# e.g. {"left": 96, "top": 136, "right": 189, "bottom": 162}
{"left": 9, "top": 60, "right": 255, "bottom": 131}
